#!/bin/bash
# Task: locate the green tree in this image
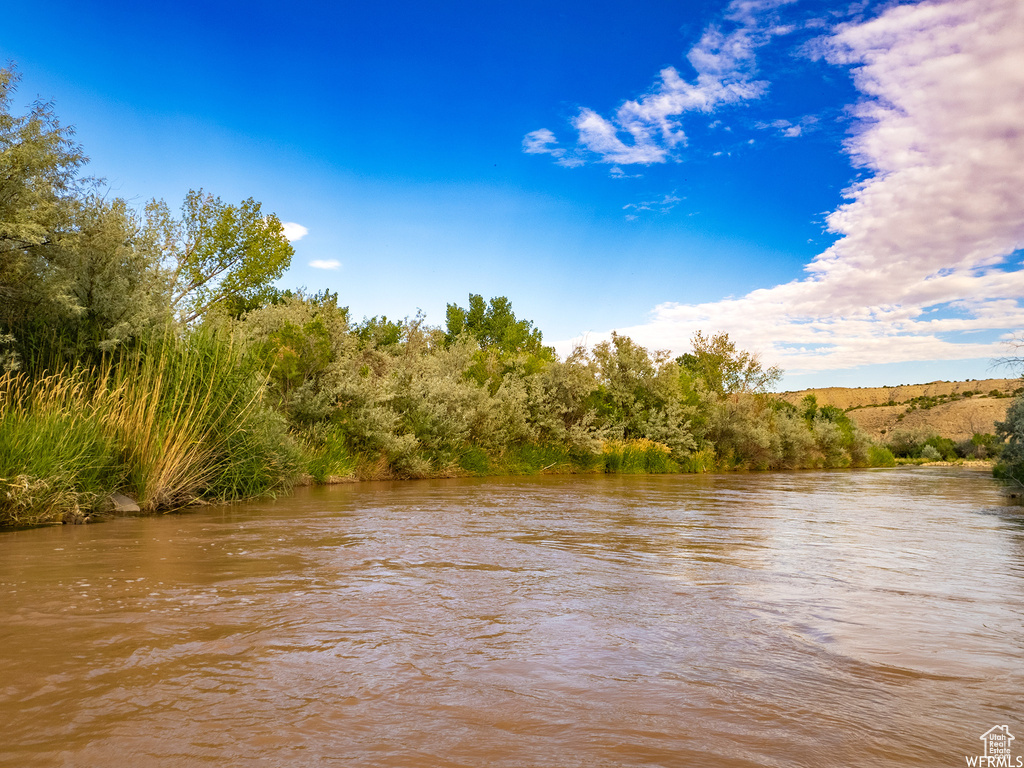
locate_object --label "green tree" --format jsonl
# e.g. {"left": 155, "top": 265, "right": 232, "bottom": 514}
{"left": 354, "top": 315, "right": 404, "bottom": 350}
{"left": 678, "top": 331, "right": 781, "bottom": 398}
{"left": 145, "top": 189, "right": 293, "bottom": 325}
{"left": 445, "top": 294, "right": 553, "bottom": 360}
{"left": 41, "top": 195, "right": 169, "bottom": 352}
{"left": 995, "top": 394, "right": 1024, "bottom": 484}
{"left": 0, "top": 66, "right": 87, "bottom": 328}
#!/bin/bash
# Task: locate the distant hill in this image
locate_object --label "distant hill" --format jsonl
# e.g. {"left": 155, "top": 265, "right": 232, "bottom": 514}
{"left": 780, "top": 378, "right": 1021, "bottom": 441}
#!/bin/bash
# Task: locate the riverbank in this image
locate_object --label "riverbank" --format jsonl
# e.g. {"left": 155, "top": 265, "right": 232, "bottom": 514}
{"left": 11, "top": 456, "right": 1002, "bottom": 531}
{"left": 2, "top": 324, "right": 1013, "bottom": 529}
{"left": 894, "top": 458, "right": 996, "bottom": 470}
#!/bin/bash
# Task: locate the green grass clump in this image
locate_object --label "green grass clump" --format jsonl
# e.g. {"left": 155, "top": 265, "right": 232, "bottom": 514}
{"left": 300, "top": 423, "right": 357, "bottom": 482}
{"left": 678, "top": 447, "right": 716, "bottom": 473}
{"left": 497, "top": 443, "right": 583, "bottom": 475}
{"left": 0, "top": 329, "right": 301, "bottom": 527}
{"left": 601, "top": 439, "right": 679, "bottom": 474}
{"left": 101, "top": 331, "right": 299, "bottom": 509}
{"left": 457, "top": 446, "right": 491, "bottom": 475}
{"left": 0, "top": 370, "right": 123, "bottom": 526}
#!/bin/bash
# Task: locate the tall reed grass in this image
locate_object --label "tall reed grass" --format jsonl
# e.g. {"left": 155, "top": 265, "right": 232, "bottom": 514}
{"left": 100, "top": 331, "right": 293, "bottom": 509}
{"left": 0, "top": 369, "right": 122, "bottom": 525}
{"left": 299, "top": 423, "right": 358, "bottom": 482}
{"left": 0, "top": 330, "right": 300, "bottom": 527}
{"left": 600, "top": 438, "right": 679, "bottom": 474}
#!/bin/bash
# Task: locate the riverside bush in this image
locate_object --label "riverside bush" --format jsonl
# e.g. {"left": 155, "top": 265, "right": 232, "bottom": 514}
{"left": 0, "top": 330, "right": 300, "bottom": 526}
{"left": 955, "top": 433, "right": 1002, "bottom": 460}
{"left": 102, "top": 331, "right": 299, "bottom": 509}
{"left": 868, "top": 445, "right": 897, "bottom": 467}
{"left": 0, "top": 370, "right": 122, "bottom": 525}
{"left": 228, "top": 296, "right": 901, "bottom": 481}
{"left": 995, "top": 395, "right": 1024, "bottom": 483}
{"left": 601, "top": 439, "right": 678, "bottom": 474}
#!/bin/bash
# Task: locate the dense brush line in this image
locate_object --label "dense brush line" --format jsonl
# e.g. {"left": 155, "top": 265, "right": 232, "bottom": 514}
{"left": 1, "top": 297, "right": 895, "bottom": 527}
{"left": 2, "top": 61, "right": 1020, "bottom": 528}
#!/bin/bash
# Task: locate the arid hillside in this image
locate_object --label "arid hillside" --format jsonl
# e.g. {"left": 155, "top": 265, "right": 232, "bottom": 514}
{"left": 781, "top": 379, "right": 1021, "bottom": 441}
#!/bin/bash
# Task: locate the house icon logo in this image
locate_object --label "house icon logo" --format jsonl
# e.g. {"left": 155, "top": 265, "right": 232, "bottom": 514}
{"left": 966, "top": 726, "right": 1022, "bottom": 767}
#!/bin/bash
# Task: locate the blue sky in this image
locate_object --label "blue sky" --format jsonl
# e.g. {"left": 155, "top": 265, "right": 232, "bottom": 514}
{"left": 3, "top": 0, "right": 1022, "bottom": 388}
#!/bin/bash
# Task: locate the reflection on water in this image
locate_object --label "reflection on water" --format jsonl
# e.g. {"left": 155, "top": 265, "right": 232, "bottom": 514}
{"left": 1, "top": 469, "right": 1021, "bottom": 767}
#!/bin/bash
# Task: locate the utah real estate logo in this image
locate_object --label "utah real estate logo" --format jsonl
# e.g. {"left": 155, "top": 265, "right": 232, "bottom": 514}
{"left": 966, "top": 726, "right": 1022, "bottom": 767}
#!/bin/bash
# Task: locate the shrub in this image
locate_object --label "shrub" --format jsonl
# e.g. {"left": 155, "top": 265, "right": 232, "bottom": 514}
{"left": 960, "top": 433, "right": 1002, "bottom": 460}
{"left": 886, "top": 427, "right": 937, "bottom": 458}
{"left": 813, "top": 418, "right": 850, "bottom": 467}
{"left": 923, "top": 436, "right": 957, "bottom": 461}
{"left": 868, "top": 445, "right": 897, "bottom": 467}
{"left": 995, "top": 395, "right": 1024, "bottom": 483}
{"left": 773, "top": 408, "right": 819, "bottom": 468}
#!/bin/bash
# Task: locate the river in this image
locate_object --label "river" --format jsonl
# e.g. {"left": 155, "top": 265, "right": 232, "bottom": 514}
{"left": 1, "top": 468, "right": 1021, "bottom": 767}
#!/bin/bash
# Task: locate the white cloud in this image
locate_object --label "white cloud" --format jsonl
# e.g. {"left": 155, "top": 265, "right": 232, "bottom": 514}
{"left": 281, "top": 222, "right": 308, "bottom": 242}
{"left": 309, "top": 259, "right": 341, "bottom": 270}
{"left": 522, "top": 128, "right": 565, "bottom": 157}
{"left": 755, "top": 114, "right": 818, "bottom": 137}
{"left": 525, "top": 0, "right": 795, "bottom": 166}
{"left": 610, "top": 166, "right": 643, "bottom": 179}
{"left": 623, "top": 194, "right": 683, "bottom": 217}
{"left": 561, "top": 0, "right": 1024, "bottom": 375}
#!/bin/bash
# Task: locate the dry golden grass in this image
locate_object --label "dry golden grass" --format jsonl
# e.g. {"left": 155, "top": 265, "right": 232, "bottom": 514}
{"left": 781, "top": 378, "right": 1019, "bottom": 441}
{"left": 780, "top": 378, "right": 1017, "bottom": 409}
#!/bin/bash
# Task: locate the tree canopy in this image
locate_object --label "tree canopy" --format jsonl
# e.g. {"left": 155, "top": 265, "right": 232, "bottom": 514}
{"left": 445, "top": 294, "right": 553, "bottom": 360}
{"left": 146, "top": 190, "right": 293, "bottom": 325}
{"left": 0, "top": 66, "right": 86, "bottom": 316}
{"left": 678, "top": 331, "right": 781, "bottom": 397}
{"left": 0, "top": 65, "right": 294, "bottom": 363}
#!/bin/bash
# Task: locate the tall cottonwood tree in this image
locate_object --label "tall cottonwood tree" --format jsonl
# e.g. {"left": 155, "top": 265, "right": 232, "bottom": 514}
{"left": 145, "top": 189, "right": 294, "bottom": 325}
{"left": 445, "top": 294, "right": 553, "bottom": 360}
{"left": 0, "top": 64, "right": 296, "bottom": 367}
{"left": 679, "top": 331, "right": 781, "bottom": 397}
{"left": 0, "top": 66, "right": 87, "bottom": 321}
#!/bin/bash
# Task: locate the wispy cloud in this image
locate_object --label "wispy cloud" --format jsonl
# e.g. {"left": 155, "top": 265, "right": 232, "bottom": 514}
{"left": 522, "top": 129, "right": 564, "bottom": 157}
{"left": 623, "top": 194, "right": 682, "bottom": 220}
{"left": 309, "top": 259, "right": 341, "bottom": 270}
{"left": 281, "top": 222, "right": 308, "bottom": 242}
{"left": 563, "top": 0, "right": 1024, "bottom": 374}
{"left": 525, "top": 0, "right": 796, "bottom": 167}
{"left": 755, "top": 115, "right": 818, "bottom": 137}
{"left": 610, "top": 166, "right": 643, "bottom": 179}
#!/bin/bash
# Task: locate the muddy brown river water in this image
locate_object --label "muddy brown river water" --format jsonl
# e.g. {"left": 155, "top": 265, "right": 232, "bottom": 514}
{"left": 1, "top": 469, "right": 1022, "bottom": 767}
